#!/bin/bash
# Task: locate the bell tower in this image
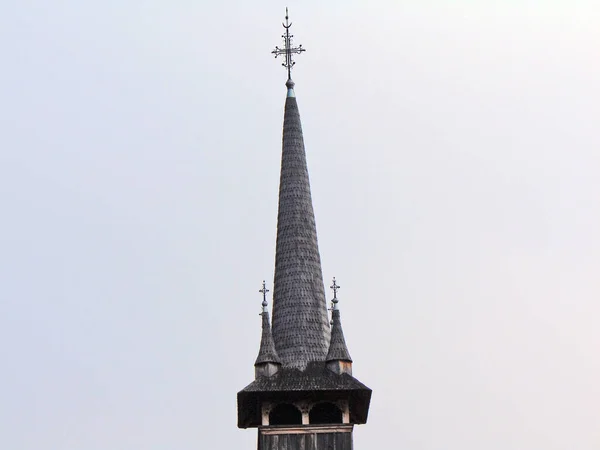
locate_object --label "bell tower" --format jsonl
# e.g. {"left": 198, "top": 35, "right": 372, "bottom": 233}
{"left": 237, "top": 10, "right": 371, "bottom": 450}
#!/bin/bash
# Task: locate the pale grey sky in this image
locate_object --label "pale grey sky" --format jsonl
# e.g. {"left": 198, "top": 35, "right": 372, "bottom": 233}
{"left": 1, "top": 1, "right": 599, "bottom": 449}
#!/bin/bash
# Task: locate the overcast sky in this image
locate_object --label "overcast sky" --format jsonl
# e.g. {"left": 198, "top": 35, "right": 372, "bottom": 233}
{"left": 1, "top": 1, "right": 599, "bottom": 449}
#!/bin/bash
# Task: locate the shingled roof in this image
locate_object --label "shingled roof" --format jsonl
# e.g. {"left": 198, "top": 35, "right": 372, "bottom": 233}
{"left": 326, "top": 309, "right": 352, "bottom": 363}
{"left": 270, "top": 82, "right": 331, "bottom": 370}
{"left": 255, "top": 309, "right": 281, "bottom": 365}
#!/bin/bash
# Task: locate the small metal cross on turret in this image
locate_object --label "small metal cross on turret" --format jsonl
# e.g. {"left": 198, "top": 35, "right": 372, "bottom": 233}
{"left": 259, "top": 280, "right": 270, "bottom": 314}
{"left": 330, "top": 277, "right": 340, "bottom": 313}
{"left": 272, "top": 8, "right": 306, "bottom": 81}
{"left": 330, "top": 277, "right": 340, "bottom": 301}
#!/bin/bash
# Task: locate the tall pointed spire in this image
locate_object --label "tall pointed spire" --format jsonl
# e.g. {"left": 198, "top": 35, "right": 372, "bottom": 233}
{"left": 237, "top": 13, "right": 372, "bottom": 434}
{"left": 270, "top": 10, "right": 330, "bottom": 370}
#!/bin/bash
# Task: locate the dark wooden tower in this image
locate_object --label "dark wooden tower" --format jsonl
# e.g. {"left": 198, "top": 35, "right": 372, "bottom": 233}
{"left": 237, "top": 11, "right": 371, "bottom": 450}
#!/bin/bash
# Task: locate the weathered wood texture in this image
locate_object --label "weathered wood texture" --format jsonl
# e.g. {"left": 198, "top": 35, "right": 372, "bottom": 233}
{"left": 259, "top": 426, "right": 353, "bottom": 450}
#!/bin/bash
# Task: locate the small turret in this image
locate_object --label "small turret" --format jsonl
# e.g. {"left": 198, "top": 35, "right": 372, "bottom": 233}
{"left": 326, "top": 278, "right": 353, "bottom": 375}
{"left": 255, "top": 281, "right": 281, "bottom": 378}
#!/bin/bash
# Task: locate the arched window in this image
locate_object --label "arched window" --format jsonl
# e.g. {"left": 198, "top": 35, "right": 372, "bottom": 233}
{"left": 269, "top": 403, "right": 302, "bottom": 425}
{"left": 309, "top": 402, "right": 343, "bottom": 424}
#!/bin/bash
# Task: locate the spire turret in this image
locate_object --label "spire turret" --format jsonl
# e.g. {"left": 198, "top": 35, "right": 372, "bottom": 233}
{"left": 255, "top": 281, "right": 281, "bottom": 378}
{"left": 326, "top": 278, "right": 353, "bottom": 375}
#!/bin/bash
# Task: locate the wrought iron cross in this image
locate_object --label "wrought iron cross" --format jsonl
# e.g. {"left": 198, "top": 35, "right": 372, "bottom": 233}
{"left": 330, "top": 277, "right": 340, "bottom": 303}
{"left": 272, "top": 8, "right": 306, "bottom": 80}
{"left": 329, "top": 277, "right": 340, "bottom": 323}
{"left": 259, "top": 280, "right": 269, "bottom": 314}
{"left": 259, "top": 280, "right": 269, "bottom": 304}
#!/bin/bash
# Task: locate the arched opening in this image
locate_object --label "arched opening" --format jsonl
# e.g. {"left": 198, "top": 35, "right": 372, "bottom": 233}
{"left": 309, "top": 402, "right": 343, "bottom": 424}
{"left": 269, "top": 403, "right": 302, "bottom": 425}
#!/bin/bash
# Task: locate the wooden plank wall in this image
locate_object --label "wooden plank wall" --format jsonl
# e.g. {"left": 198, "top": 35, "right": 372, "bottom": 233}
{"left": 259, "top": 429, "right": 353, "bottom": 450}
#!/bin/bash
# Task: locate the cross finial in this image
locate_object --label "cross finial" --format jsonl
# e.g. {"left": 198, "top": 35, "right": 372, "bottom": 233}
{"left": 259, "top": 280, "right": 270, "bottom": 313}
{"left": 271, "top": 8, "right": 306, "bottom": 83}
{"left": 330, "top": 277, "right": 340, "bottom": 307}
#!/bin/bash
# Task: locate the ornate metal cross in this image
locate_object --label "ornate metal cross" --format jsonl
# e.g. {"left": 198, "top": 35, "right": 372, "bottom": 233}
{"left": 330, "top": 277, "right": 340, "bottom": 302}
{"left": 259, "top": 280, "right": 269, "bottom": 305}
{"left": 272, "top": 8, "right": 306, "bottom": 80}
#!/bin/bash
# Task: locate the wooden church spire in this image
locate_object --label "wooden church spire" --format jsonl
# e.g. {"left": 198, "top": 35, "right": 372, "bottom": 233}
{"left": 270, "top": 14, "right": 331, "bottom": 370}
{"left": 237, "top": 12, "right": 371, "bottom": 447}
